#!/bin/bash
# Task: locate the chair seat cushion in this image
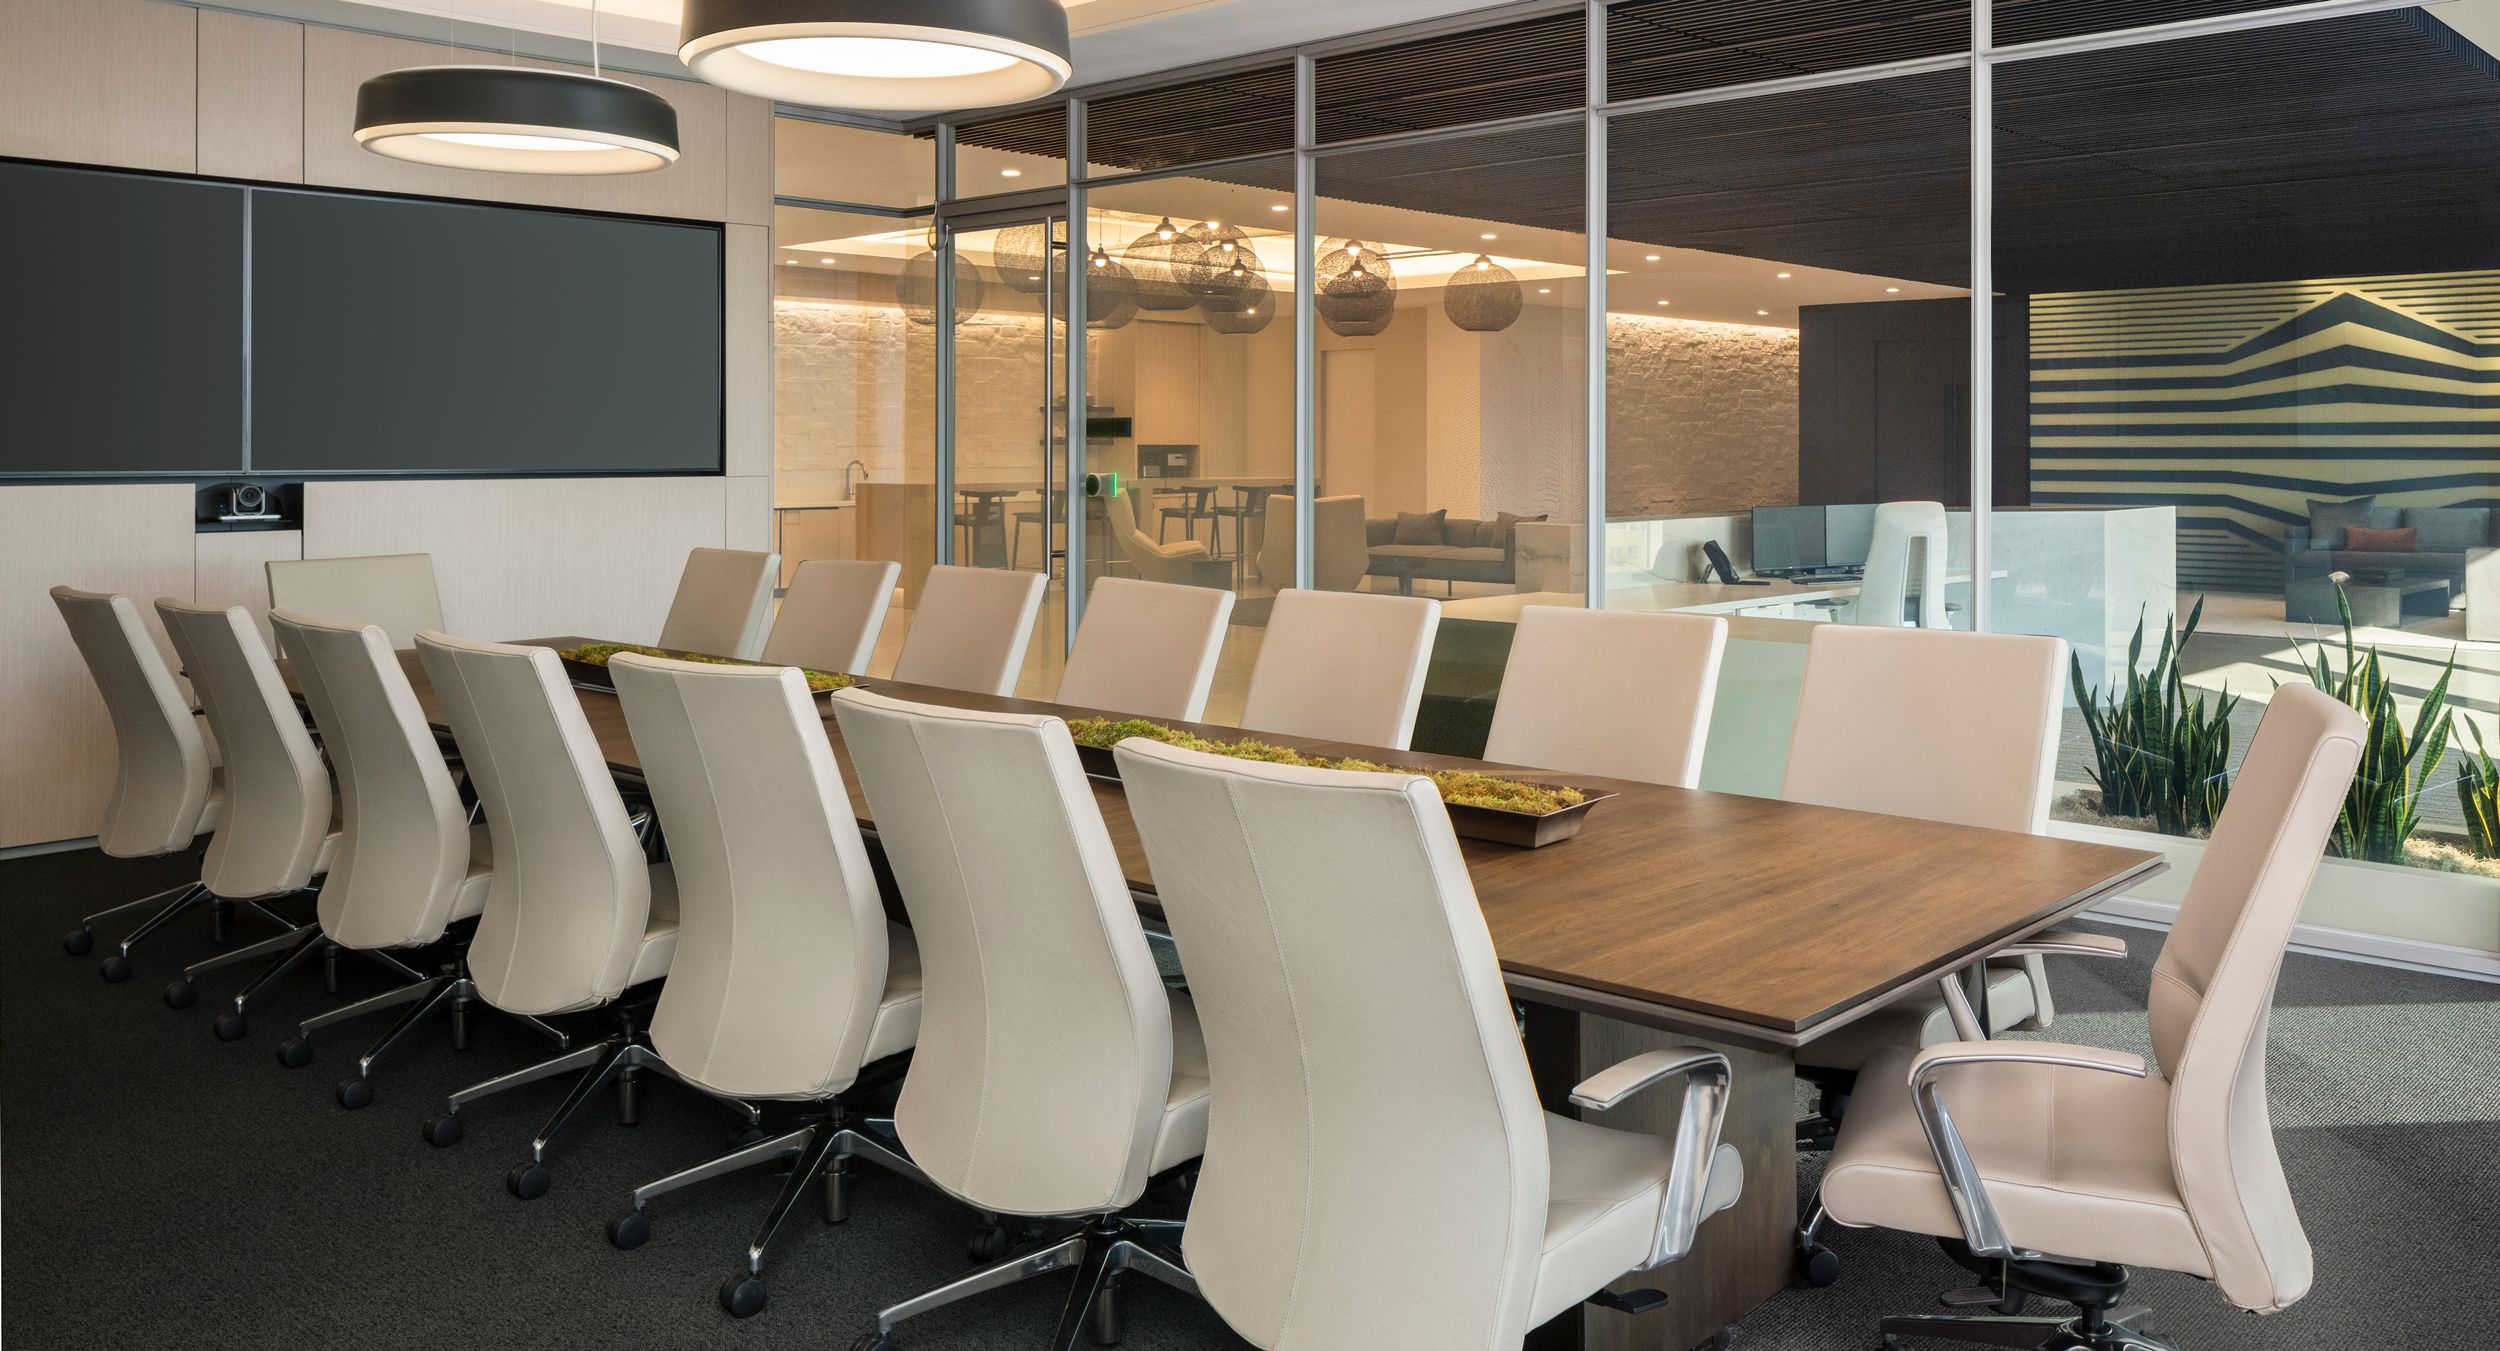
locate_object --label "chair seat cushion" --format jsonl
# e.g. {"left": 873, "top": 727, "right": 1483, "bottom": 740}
{"left": 861, "top": 922, "right": 924, "bottom": 1066}
{"left": 1796, "top": 958, "right": 2038, "bottom": 1071}
{"left": 624, "top": 862, "right": 681, "bottom": 988}
{"left": 1148, "top": 990, "right": 1211, "bottom": 1175}
{"left": 1822, "top": 1046, "right": 2210, "bottom": 1278}
{"left": 1529, "top": 1114, "right": 1743, "bottom": 1327}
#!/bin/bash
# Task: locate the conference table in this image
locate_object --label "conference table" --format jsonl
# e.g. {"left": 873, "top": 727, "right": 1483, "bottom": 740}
{"left": 365, "top": 637, "right": 2165, "bottom": 1351}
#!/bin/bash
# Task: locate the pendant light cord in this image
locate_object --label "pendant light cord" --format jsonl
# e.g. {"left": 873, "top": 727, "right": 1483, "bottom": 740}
{"left": 592, "top": 0, "right": 603, "bottom": 78}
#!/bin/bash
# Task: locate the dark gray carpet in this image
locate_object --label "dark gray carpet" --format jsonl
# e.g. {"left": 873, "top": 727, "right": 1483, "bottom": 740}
{"left": 5, "top": 847, "right": 2496, "bottom": 1349}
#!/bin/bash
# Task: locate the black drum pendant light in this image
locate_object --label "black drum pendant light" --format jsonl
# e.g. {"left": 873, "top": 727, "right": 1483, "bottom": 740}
{"left": 680, "top": 0, "right": 1072, "bottom": 112}
{"left": 1443, "top": 254, "right": 1523, "bottom": 332}
{"left": 355, "top": 3, "right": 678, "bottom": 175}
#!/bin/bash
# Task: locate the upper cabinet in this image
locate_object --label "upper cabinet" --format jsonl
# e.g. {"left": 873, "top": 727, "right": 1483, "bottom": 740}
{"left": 0, "top": 0, "right": 198, "bottom": 174}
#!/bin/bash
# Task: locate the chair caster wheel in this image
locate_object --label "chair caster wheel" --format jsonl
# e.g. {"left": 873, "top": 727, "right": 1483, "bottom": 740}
{"left": 607, "top": 1209, "right": 651, "bottom": 1251}
{"left": 1693, "top": 1332, "right": 1734, "bottom": 1351}
{"left": 967, "top": 1224, "right": 1010, "bottom": 1263}
{"left": 728, "top": 1125, "right": 768, "bottom": 1149}
{"left": 421, "top": 1115, "right": 463, "bottom": 1148}
{"left": 719, "top": 1272, "right": 767, "bottom": 1318}
{"left": 848, "top": 1336, "right": 898, "bottom": 1351}
{"left": 1800, "top": 1243, "right": 1841, "bottom": 1287}
{"left": 276, "top": 1038, "right": 314, "bottom": 1069}
{"left": 63, "top": 928, "right": 93, "bottom": 956}
{"left": 507, "top": 1161, "right": 552, "bottom": 1200}
{"left": 336, "top": 1077, "right": 374, "bottom": 1110}
{"left": 163, "top": 979, "right": 196, "bottom": 1009}
{"left": 100, "top": 955, "right": 131, "bottom": 983}
{"left": 213, "top": 1011, "right": 246, "bottom": 1041}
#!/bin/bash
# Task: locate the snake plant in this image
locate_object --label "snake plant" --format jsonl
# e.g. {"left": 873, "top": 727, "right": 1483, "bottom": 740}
{"left": 2072, "top": 596, "right": 2238, "bottom": 836}
{"left": 2291, "top": 584, "right": 2455, "bottom": 864}
{"left": 2454, "top": 716, "right": 2500, "bottom": 860}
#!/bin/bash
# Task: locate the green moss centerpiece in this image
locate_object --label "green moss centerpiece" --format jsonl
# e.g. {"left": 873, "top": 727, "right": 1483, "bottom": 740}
{"left": 1066, "top": 717, "right": 1608, "bottom": 848}
{"left": 556, "top": 643, "right": 855, "bottom": 696}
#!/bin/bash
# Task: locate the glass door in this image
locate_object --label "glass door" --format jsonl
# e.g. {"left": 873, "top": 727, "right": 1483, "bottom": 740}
{"left": 944, "top": 213, "right": 1071, "bottom": 697}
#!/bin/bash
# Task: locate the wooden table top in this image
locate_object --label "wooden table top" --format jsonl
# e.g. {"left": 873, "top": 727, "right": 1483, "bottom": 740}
{"left": 372, "top": 637, "right": 2164, "bottom": 1049}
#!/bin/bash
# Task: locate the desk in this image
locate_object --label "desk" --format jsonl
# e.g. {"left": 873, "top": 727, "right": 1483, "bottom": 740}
{"left": 366, "top": 639, "right": 2163, "bottom": 1348}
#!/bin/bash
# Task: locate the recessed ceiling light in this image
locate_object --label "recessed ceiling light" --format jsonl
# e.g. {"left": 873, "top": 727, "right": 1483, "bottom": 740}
{"left": 677, "top": 0, "right": 1073, "bottom": 113}
{"left": 819, "top": 257, "right": 833, "bottom": 264}
{"left": 1537, "top": 287, "right": 1551, "bottom": 294}
{"left": 1270, "top": 204, "right": 1289, "bottom": 213}
{"left": 1480, "top": 233, "right": 1496, "bottom": 240}
{"left": 1776, "top": 271, "right": 1792, "bottom": 279}
{"left": 1655, "top": 299, "right": 1670, "bottom": 306}
{"left": 1644, "top": 254, "right": 1660, "bottom": 262}
{"left": 1887, "top": 286, "right": 1901, "bottom": 293}
{"left": 1757, "top": 309, "right": 1770, "bottom": 316}
{"left": 999, "top": 167, "right": 1021, "bottom": 177}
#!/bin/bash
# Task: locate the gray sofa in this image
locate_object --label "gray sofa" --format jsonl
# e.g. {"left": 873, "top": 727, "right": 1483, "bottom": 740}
{"left": 2284, "top": 497, "right": 2497, "bottom": 585}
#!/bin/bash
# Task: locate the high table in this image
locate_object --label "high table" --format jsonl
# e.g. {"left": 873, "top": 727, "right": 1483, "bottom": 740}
{"left": 372, "top": 639, "right": 2164, "bottom": 1350}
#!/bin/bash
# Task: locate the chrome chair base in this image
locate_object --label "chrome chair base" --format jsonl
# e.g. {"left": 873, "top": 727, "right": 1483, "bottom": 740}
{"left": 278, "top": 959, "right": 571, "bottom": 1109}
{"left": 422, "top": 1012, "right": 761, "bottom": 1200}
{"left": 78, "top": 882, "right": 300, "bottom": 982}
{"left": 159, "top": 889, "right": 341, "bottom": 1040}
{"left": 1879, "top": 1310, "right": 2173, "bottom": 1350}
{"left": 856, "top": 1213, "right": 1197, "bottom": 1351}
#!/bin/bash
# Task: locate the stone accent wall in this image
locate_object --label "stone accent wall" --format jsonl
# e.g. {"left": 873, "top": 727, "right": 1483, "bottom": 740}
{"left": 1605, "top": 313, "right": 1800, "bottom": 518}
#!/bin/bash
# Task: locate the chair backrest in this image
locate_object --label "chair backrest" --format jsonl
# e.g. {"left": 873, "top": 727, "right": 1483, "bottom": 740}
{"left": 1106, "top": 488, "right": 1202, "bottom": 584}
{"left": 1853, "top": 501, "right": 1948, "bottom": 629}
{"left": 2149, "top": 684, "right": 2361, "bottom": 1314}
{"left": 1239, "top": 588, "right": 1439, "bottom": 750}
{"left": 413, "top": 632, "right": 651, "bottom": 1016}
{"left": 155, "top": 599, "right": 330, "bottom": 899}
{"left": 1116, "top": 739, "right": 1549, "bottom": 1350}
{"left": 657, "top": 547, "right": 780, "bottom": 659}
{"left": 889, "top": 565, "right": 1047, "bottom": 696}
{"left": 1782, "top": 625, "right": 2066, "bottom": 834}
{"left": 265, "top": 554, "right": 446, "bottom": 651}
{"left": 1258, "top": 494, "right": 1368, "bottom": 593}
{"left": 51, "top": 588, "right": 215, "bottom": 859}
{"left": 1056, "top": 577, "right": 1236, "bottom": 722}
{"left": 1482, "top": 606, "right": 1727, "bottom": 787}
{"left": 761, "top": 557, "right": 898, "bottom": 675}
{"left": 829, "top": 688, "right": 1174, "bottom": 1217}
{"left": 271, "top": 609, "right": 471, "bottom": 949}
{"left": 609, "top": 654, "right": 892, "bottom": 1100}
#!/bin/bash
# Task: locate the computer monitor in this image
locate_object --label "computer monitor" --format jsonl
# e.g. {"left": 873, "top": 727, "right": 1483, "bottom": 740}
{"left": 1823, "top": 504, "right": 1878, "bottom": 570}
{"left": 1750, "top": 505, "right": 1827, "bottom": 575}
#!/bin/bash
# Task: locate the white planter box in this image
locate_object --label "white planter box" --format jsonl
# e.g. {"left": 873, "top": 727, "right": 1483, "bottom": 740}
{"left": 2050, "top": 818, "right": 2500, "bottom": 980}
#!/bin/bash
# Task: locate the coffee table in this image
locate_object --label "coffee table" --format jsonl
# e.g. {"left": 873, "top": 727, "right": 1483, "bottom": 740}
{"left": 2286, "top": 573, "right": 2452, "bottom": 627}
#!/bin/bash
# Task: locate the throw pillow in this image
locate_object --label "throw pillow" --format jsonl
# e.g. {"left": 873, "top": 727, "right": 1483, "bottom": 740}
{"left": 2308, "top": 495, "right": 2395, "bottom": 550}
{"left": 2342, "top": 525, "right": 2418, "bottom": 553}
{"left": 1392, "top": 509, "right": 1447, "bottom": 546}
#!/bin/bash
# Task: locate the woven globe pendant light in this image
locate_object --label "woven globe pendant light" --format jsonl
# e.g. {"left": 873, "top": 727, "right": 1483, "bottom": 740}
{"left": 1443, "top": 254, "right": 1523, "bottom": 332}
{"left": 992, "top": 221, "right": 1059, "bottom": 295}
{"left": 1199, "top": 259, "right": 1273, "bottom": 336}
{"left": 680, "top": 0, "right": 1071, "bottom": 112}
{"left": 1051, "top": 247, "right": 1138, "bottom": 330}
{"left": 1315, "top": 238, "right": 1396, "bottom": 338}
{"left": 354, "top": 4, "right": 677, "bottom": 175}
{"left": 897, "top": 248, "right": 985, "bottom": 327}
{"left": 1121, "top": 218, "right": 1205, "bottom": 311}
{"left": 1180, "top": 221, "right": 1252, "bottom": 296}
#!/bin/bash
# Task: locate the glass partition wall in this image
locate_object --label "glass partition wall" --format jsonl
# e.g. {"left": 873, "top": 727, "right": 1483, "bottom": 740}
{"left": 770, "top": 0, "right": 2500, "bottom": 954}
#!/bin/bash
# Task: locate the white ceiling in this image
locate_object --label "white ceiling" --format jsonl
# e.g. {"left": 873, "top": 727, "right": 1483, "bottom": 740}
{"left": 313, "top": 0, "right": 1527, "bottom": 91}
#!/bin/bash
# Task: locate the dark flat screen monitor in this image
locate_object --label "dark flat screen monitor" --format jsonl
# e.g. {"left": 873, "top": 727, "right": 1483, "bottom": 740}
{"left": 250, "top": 192, "right": 723, "bottom": 475}
{"left": 1824, "top": 504, "right": 1878, "bottom": 569}
{"left": 1751, "top": 503, "right": 1879, "bottom": 575}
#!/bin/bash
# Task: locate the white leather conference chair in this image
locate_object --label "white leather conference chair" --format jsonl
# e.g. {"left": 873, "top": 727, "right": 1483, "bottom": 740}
{"left": 1256, "top": 494, "right": 1368, "bottom": 593}
{"left": 1482, "top": 606, "right": 1728, "bottom": 787}
{"left": 657, "top": 547, "right": 780, "bottom": 659}
{"left": 1238, "top": 588, "right": 1439, "bottom": 750}
{"left": 761, "top": 558, "right": 898, "bottom": 676}
{"left": 1851, "top": 500, "right": 1949, "bottom": 629}
{"left": 1055, "top": 576, "right": 1235, "bottom": 722}
{"left": 1117, "top": 740, "right": 1744, "bottom": 1350}
{"left": 831, "top": 690, "right": 1207, "bottom": 1351}
{"left": 153, "top": 599, "right": 339, "bottom": 1037}
{"left": 411, "top": 633, "right": 730, "bottom": 1199}
{"left": 603, "top": 653, "right": 927, "bottom": 1319}
{"left": 889, "top": 565, "right": 1046, "bottom": 697}
{"left": 1820, "top": 685, "right": 2364, "bottom": 1351}
{"left": 265, "top": 611, "right": 556, "bottom": 1108}
{"left": 1781, "top": 623, "right": 2098, "bottom": 1285}
{"left": 51, "top": 588, "right": 235, "bottom": 975}
{"left": 1106, "top": 488, "right": 1216, "bottom": 586}
{"left": 265, "top": 553, "right": 446, "bottom": 651}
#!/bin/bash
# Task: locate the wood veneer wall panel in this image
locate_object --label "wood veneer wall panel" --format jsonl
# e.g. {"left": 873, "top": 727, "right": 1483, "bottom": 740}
{"left": 301, "top": 27, "right": 732, "bottom": 222}
{"left": 193, "top": 529, "right": 304, "bottom": 651}
{"left": 0, "top": 484, "right": 198, "bottom": 849}
{"left": 726, "top": 476, "right": 773, "bottom": 553}
{"left": 723, "top": 91, "right": 776, "bottom": 227}
{"left": 0, "top": 0, "right": 196, "bottom": 174}
{"left": 725, "top": 223, "right": 774, "bottom": 479}
{"left": 197, "top": 10, "right": 305, "bottom": 184}
{"left": 302, "top": 477, "right": 728, "bottom": 647}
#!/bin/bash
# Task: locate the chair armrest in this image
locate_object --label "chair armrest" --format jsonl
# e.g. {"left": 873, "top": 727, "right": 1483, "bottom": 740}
{"left": 1995, "top": 928, "right": 2128, "bottom": 960}
{"left": 1569, "top": 1048, "right": 1738, "bottom": 1266}
{"left": 1905, "top": 1041, "right": 2149, "bottom": 1259}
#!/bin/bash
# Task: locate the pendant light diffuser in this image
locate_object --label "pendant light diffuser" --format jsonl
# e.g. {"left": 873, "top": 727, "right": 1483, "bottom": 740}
{"left": 680, "top": 0, "right": 1072, "bottom": 111}
{"left": 354, "top": 66, "right": 680, "bottom": 175}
